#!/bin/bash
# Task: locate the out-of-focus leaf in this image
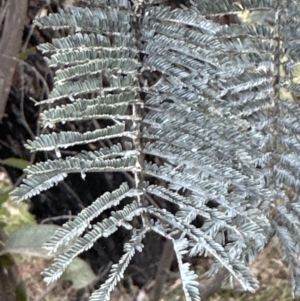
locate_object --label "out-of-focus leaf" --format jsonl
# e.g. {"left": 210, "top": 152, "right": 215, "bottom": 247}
{"left": 0, "top": 176, "right": 11, "bottom": 207}
{"left": 15, "top": 282, "right": 28, "bottom": 301}
{"left": 4, "top": 225, "right": 59, "bottom": 257}
{"left": 0, "top": 254, "right": 15, "bottom": 268}
{"left": 0, "top": 193, "right": 9, "bottom": 206}
{"left": 62, "top": 257, "right": 98, "bottom": 289}
{"left": 18, "top": 47, "right": 36, "bottom": 61}
{"left": 1, "top": 202, "right": 36, "bottom": 235}
{"left": 0, "top": 207, "right": 10, "bottom": 229}
{"left": 3, "top": 158, "right": 30, "bottom": 170}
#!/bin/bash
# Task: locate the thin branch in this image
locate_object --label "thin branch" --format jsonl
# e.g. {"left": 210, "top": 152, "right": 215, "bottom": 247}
{"left": 0, "top": 0, "right": 28, "bottom": 120}
{"left": 0, "top": 54, "right": 51, "bottom": 100}
{"left": 0, "top": 1, "right": 7, "bottom": 25}
{"left": 199, "top": 269, "right": 228, "bottom": 301}
{"left": 40, "top": 214, "right": 77, "bottom": 225}
{"left": 151, "top": 239, "right": 175, "bottom": 301}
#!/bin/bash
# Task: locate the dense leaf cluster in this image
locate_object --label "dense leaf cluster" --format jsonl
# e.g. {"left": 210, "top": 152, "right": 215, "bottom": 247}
{"left": 11, "top": 0, "right": 300, "bottom": 300}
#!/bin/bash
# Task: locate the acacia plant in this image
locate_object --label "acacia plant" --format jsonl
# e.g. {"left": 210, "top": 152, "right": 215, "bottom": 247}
{"left": 11, "top": 0, "right": 300, "bottom": 300}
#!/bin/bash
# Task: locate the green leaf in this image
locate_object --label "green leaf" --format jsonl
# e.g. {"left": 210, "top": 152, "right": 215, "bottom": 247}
{"left": 1, "top": 202, "right": 36, "bottom": 235}
{"left": 15, "top": 282, "right": 28, "bottom": 301}
{"left": 0, "top": 193, "right": 9, "bottom": 206}
{"left": 18, "top": 47, "right": 37, "bottom": 61}
{"left": 0, "top": 179, "right": 10, "bottom": 207}
{"left": 62, "top": 257, "right": 97, "bottom": 289}
{"left": 0, "top": 207, "right": 10, "bottom": 229}
{"left": 0, "top": 254, "right": 15, "bottom": 268}
{"left": 3, "top": 158, "right": 30, "bottom": 170}
{"left": 4, "top": 225, "right": 59, "bottom": 257}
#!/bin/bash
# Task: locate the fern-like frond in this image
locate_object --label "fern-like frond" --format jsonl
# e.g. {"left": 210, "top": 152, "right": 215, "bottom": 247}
{"left": 148, "top": 207, "right": 249, "bottom": 288}
{"left": 55, "top": 58, "right": 139, "bottom": 82}
{"left": 191, "top": 0, "right": 273, "bottom": 16}
{"left": 89, "top": 228, "right": 148, "bottom": 301}
{"left": 173, "top": 238, "right": 200, "bottom": 301}
{"left": 35, "top": 7, "right": 130, "bottom": 33}
{"left": 143, "top": 141, "right": 262, "bottom": 193}
{"left": 12, "top": 0, "right": 300, "bottom": 299}
{"left": 45, "top": 46, "right": 138, "bottom": 68}
{"left": 274, "top": 223, "right": 300, "bottom": 297}
{"left": 25, "top": 124, "right": 129, "bottom": 152}
{"left": 43, "top": 182, "right": 143, "bottom": 254}
{"left": 43, "top": 201, "right": 148, "bottom": 284}
{"left": 38, "top": 33, "right": 135, "bottom": 55}
{"left": 27, "top": 155, "right": 138, "bottom": 176}
{"left": 77, "top": 0, "right": 131, "bottom": 9}
{"left": 39, "top": 74, "right": 137, "bottom": 104}
{"left": 12, "top": 154, "right": 138, "bottom": 202}
{"left": 75, "top": 142, "right": 136, "bottom": 161}
{"left": 10, "top": 172, "right": 67, "bottom": 202}
{"left": 40, "top": 95, "right": 139, "bottom": 127}
{"left": 146, "top": 184, "right": 234, "bottom": 226}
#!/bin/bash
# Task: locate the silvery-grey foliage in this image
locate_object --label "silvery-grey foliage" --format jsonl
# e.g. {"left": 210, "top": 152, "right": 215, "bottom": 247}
{"left": 11, "top": 0, "right": 300, "bottom": 299}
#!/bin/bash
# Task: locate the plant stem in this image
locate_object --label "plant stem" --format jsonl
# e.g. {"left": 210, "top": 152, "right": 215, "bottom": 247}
{"left": 199, "top": 269, "right": 228, "bottom": 301}
{"left": 0, "top": 0, "right": 27, "bottom": 120}
{"left": 151, "top": 239, "right": 175, "bottom": 301}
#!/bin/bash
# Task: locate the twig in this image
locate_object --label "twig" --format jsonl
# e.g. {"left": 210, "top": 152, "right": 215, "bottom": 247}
{"left": 98, "top": 262, "right": 113, "bottom": 281}
{"left": 0, "top": 54, "right": 51, "bottom": 101}
{"left": 60, "top": 181, "right": 85, "bottom": 210}
{"left": 199, "top": 268, "right": 228, "bottom": 301}
{"left": 151, "top": 239, "right": 175, "bottom": 301}
{"left": 0, "top": 1, "right": 7, "bottom": 25}
{"left": 41, "top": 214, "right": 77, "bottom": 224}
{"left": 19, "top": 64, "right": 36, "bottom": 140}
{"left": 0, "top": 0, "right": 28, "bottom": 120}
